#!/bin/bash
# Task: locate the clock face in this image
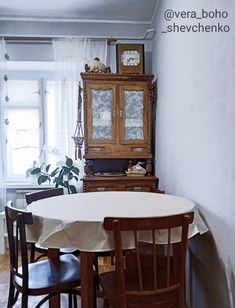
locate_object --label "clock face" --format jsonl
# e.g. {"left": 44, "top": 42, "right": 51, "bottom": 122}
{"left": 121, "top": 49, "right": 140, "bottom": 66}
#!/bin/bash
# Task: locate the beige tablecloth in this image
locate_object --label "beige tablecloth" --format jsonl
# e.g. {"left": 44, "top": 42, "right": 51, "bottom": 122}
{"left": 26, "top": 191, "right": 208, "bottom": 252}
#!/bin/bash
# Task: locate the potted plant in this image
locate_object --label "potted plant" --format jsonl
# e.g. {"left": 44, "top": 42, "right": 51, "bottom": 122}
{"left": 30, "top": 156, "right": 79, "bottom": 194}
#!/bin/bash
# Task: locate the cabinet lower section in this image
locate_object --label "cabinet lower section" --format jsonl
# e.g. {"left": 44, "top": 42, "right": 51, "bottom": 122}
{"left": 82, "top": 176, "right": 159, "bottom": 192}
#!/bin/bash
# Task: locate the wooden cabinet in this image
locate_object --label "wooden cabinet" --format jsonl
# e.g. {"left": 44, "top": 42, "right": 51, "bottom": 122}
{"left": 81, "top": 73, "right": 154, "bottom": 158}
{"left": 81, "top": 73, "right": 159, "bottom": 192}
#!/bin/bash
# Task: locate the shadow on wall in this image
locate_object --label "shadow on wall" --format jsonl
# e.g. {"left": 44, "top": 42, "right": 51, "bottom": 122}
{"left": 187, "top": 231, "right": 231, "bottom": 308}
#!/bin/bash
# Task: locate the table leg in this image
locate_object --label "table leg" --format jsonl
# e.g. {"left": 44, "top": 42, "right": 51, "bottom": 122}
{"left": 48, "top": 248, "right": 60, "bottom": 308}
{"left": 80, "top": 251, "right": 95, "bottom": 308}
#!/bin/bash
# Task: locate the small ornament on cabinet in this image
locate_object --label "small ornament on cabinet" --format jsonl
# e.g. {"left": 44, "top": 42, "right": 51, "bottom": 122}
{"left": 84, "top": 160, "right": 93, "bottom": 176}
{"left": 85, "top": 57, "right": 111, "bottom": 73}
{"left": 126, "top": 161, "right": 146, "bottom": 176}
{"left": 145, "top": 159, "right": 152, "bottom": 176}
{"left": 127, "top": 160, "right": 133, "bottom": 172}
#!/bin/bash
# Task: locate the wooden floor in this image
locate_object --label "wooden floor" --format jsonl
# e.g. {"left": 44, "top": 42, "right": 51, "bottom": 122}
{"left": 0, "top": 251, "right": 113, "bottom": 308}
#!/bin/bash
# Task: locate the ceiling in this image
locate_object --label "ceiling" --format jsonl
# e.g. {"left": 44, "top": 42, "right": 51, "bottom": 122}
{"left": 0, "top": 0, "right": 158, "bottom": 23}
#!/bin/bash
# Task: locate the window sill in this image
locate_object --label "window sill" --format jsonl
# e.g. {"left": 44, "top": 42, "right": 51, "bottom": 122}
{"left": 4, "top": 183, "right": 54, "bottom": 190}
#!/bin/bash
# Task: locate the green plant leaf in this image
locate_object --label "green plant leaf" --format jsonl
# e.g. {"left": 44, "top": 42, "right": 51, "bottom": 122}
{"left": 63, "top": 181, "right": 69, "bottom": 188}
{"left": 69, "top": 185, "right": 77, "bottom": 194}
{"left": 68, "top": 172, "right": 73, "bottom": 180}
{"left": 50, "top": 167, "right": 60, "bottom": 177}
{"left": 62, "top": 167, "right": 70, "bottom": 175}
{"left": 45, "top": 164, "right": 51, "bottom": 172}
{"left": 58, "top": 169, "right": 64, "bottom": 177}
{"left": 73, "top": 176, "right": 79, "bottom": 181}
{"left": 31, "top": 167, "right": 41, "bottom": 175}
{"left": 71, "top": 166, "right": 79, "bottom": 175}
{"left": 66, "top": 157, "right": 73, "bottom": 167}
{"left": 54, "top": 177, "right": 64, "bottom": 186}
{"left": 38, "top": 175, "right": 49, "bottom": 185}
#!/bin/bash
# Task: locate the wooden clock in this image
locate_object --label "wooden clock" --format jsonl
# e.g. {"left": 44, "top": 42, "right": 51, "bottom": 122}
{"left": 116, "top": 44, "right": 145, "bottom": 74}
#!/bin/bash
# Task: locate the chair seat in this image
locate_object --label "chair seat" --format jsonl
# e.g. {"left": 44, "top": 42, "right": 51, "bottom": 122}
{"left": 14, "top": 254, "right": 81, "bottom": 296}
{"left": 100, "top": 266, "right": 180, "bottom": 306}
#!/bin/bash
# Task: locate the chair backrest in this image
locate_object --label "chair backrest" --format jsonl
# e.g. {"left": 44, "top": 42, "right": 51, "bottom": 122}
{"left": 103, "top": 212, "right": 194, "bottom": 308}
{"left": 25, "top": 188, "right": 64, "bottom": 205}
{"left": 5, "top": 201, "right": 33, "bottom": 291}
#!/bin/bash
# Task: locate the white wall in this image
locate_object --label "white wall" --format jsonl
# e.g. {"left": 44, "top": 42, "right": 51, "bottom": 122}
{"left": 152, "top": 0, "right": 235, "bottom": 307}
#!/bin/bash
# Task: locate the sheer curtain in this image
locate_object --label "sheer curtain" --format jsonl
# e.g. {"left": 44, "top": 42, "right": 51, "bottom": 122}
{"left": 0, "top": 39, "right": 7, "bottom": 211}
{"left": 52, "top": 38, "right": 107, "bottom": 190}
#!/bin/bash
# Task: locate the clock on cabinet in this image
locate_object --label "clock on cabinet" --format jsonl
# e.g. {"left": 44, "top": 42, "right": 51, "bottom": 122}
{"left": 116, "top": 44, "right": 144, "bottom": 74}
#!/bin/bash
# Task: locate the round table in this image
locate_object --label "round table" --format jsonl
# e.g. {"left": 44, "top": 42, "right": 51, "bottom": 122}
{"left": 27, "top": 191, "right": 199, "bottom": 252}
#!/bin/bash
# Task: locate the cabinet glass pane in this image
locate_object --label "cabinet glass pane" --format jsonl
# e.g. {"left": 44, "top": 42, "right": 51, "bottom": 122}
{"left": 124, "top": 90, "right": 144, "bottom": 140}
{"left": 91, "top": 89, "right": 112, "bottom": 140}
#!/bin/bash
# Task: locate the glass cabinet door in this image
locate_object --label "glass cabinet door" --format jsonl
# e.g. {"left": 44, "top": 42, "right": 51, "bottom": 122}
{"left": 87, "top": 85, "right": 116, "bottom": 143}
{"left": 119, "top": 86, "right": 147, "bottom": 143}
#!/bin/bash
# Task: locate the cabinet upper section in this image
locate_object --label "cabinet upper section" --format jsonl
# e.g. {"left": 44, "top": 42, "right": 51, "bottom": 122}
{"left": 81, "top": 73, "right": 155, "bottom": 159}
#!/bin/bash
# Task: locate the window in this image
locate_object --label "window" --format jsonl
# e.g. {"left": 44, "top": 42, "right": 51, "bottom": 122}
{"left": 2, "top": 76, "right": 78, "bottom": 183}
{"left": 3, "top": 78, "right": 58, "bottom": 182}
{"left": 3, "top": 79, "right": 41, "bottom": 182}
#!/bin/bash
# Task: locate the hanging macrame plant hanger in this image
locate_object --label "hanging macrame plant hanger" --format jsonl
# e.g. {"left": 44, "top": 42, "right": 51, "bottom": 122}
{"left": 72, "top": 82, "right": 84, "bottom": 160}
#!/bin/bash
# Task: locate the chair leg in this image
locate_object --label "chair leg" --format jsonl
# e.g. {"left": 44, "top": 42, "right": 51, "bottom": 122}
{"left": 93, "top": 275, "right": 97, "bottom": 308}
{"left": 73, "top": 294, "right": 78, "bottom": 308}
{"left": 93, "top": 253, "right": 100, "bottom": 289}
{"left": 110, "top": 251, "right": 115, "bottom": 265}
{"left": 7, "top": 273, "right": 19, "bottom": 307}
{"left": 103, "top": 298, "right": 110, "bottom": 308}
{"left": 30, "top": 243, "right": 36, "bottom": 263}
{"left": 68, "top": 293, "right": 73, "bottom": 308}
{"left": 7, "top": 275, "right": 14, "bottom": 307}
{"left": 21, "top": 292, "right": 28, "bottom": 308}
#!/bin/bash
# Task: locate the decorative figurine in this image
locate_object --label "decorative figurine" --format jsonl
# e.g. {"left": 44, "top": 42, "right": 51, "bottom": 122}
{"left": 127, "top": 160, "right": 133, "bottom": 172}
{"left": 85, "top": 57, "right": 111, "bottom": 73}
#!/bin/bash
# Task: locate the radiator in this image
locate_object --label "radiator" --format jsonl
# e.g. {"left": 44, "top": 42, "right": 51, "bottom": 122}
{"left": 15, "top": 190, "right": 30, "bottom": 209}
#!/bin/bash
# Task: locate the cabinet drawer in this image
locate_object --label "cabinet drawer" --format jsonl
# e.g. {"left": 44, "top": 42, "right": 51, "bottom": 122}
{"left": 85, "top": 186, "right": 116, "bottom": 192}
{"left": 82, "top": 176, "right": 158, "bottom": 193}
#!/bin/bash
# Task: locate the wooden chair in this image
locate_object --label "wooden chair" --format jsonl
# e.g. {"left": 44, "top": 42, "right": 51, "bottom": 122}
{"left": 99, "top": 212, "right": 194, "bottom": 308}
{"left": 25, "top": 188, "right": 80, "bottom": 262}
{"left": 5, "top": 201, "right": 80, "bottom": 308}
{"left": 25, "top": 187, "right": 64, "bottom": 204}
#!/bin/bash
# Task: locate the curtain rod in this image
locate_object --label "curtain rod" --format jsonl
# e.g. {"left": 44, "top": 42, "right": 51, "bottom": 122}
{"left": 1, "top": 29, "right": 156, "bottom": 44}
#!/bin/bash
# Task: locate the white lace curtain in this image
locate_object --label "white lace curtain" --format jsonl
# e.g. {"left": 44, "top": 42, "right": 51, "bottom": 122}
{"left": 53, "top": 38, "right": 107, "bottom": 80}
{"left": 52, "top": 38, "right": 107, "bottom": 190}
{"left": 0, "top": 39, "right": 7, "bottom": 211}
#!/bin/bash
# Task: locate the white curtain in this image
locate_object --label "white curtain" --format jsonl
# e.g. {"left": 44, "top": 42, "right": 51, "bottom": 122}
{"left": 52, "top": 38, "right": 107, "bottom": 190}
{"left": 53, "top": 38, "right": 107, "bottom": 80}
{"left": 0, "top": 39, "right": 7, "bottom": 211}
